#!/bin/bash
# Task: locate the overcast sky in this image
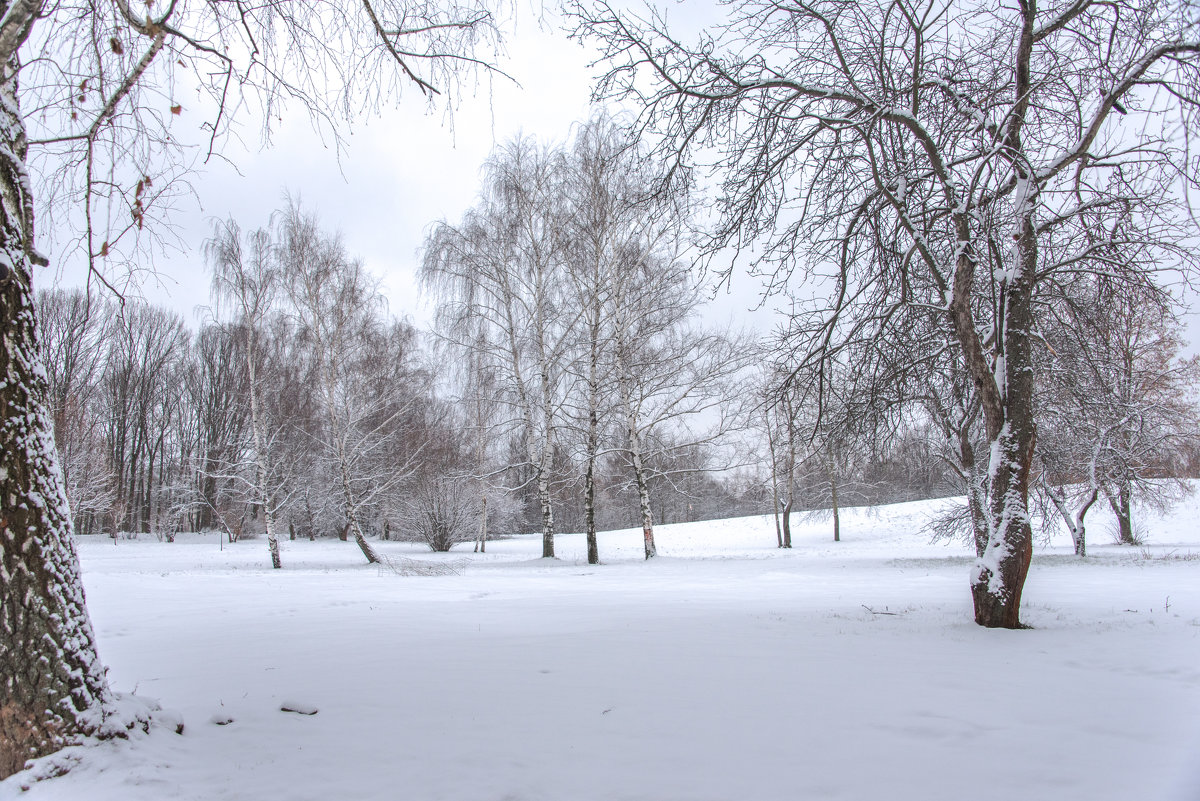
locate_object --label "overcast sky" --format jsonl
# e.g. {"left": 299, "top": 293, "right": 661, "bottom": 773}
{"left": 42, "top": 7, "right": 771, "bottom": 335}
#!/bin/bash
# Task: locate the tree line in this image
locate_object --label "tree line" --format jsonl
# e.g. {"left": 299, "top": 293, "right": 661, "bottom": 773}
{"left": 39, "top": 119, "right": 1199, "bottom": 571}
{"left": 37, "top": 180, "right": 767, "bottom": 564}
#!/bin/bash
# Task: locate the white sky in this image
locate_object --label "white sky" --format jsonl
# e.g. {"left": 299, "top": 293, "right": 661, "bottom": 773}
{"left": 41, "top": 8, "right": 772, "bottom": 335}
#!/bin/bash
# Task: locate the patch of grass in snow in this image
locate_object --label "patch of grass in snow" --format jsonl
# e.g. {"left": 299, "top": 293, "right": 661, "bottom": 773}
{"left": 1136, "top": 547, "right": 1200, "bottom": 562}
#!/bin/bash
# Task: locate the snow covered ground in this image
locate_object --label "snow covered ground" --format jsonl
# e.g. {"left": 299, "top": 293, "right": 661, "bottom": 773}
{"left": 5, "top": 493, "right": 1200, "bottom": 800}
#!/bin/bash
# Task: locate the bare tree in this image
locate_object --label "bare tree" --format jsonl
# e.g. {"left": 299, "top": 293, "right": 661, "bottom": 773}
{"left": 99, "top": 302, "right": 189, "bottom": 535}
{"left": 2, "top": 0, "right": 505, "bottom": 775}
{"left": 1039, "top": 275, "right": 1199, "bottom": 551}
{"left": 560, "top": 113, "right": 701, "bottom": 561}
{"left": 36, "top": 289, "right": 115, "bottom": 534}
{"left": 206, "top": 220, "right": 287, "bottom": 568}
{"left": 184, "top": 322, "right": 252, "bottom": 535}
{"left": 423, "top": 138, "right": 576, "bottom": 559}
{"left": 280, "top": 205, "right": 392, "bottom": 564}
{"left": 574, "top": 0, "right": 1200, "bottom": 627}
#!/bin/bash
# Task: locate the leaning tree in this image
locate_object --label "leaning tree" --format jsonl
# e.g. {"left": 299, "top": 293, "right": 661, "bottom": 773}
{"left": 1, "top": 0, "right": 504, "bottom": 778}
{"left": 573, "top": 0, "right": 1200, "bottom": 627}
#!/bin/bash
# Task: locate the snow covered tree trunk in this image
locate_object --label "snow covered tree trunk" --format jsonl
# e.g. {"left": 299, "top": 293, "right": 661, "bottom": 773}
{"left": 631, "top": 441, "right": 655, "bottom": 559}
{"left": 964, "top": 208, "right": 1037, "bottom": 629}
{"left": 536, "top": 332, "right": 556, "bottom": 560}
{"left": 965, "top": 459, "right": 989, "bottom": 558}
{"left": 1044, "top": 481, "right": 1094, "bottom": 558}
{"left": 0, "top": 62, "right": 115, "bottom": 778}
{"left": 613, "top": 346, "right": 656, "bottom": 559}
{"left": 245, "top": 326, "right": 281, "bottom": 569}
{"left": 320, "top": 362, "right": 379, "bottom": 565}
{"left": 780, "top": 498, "right": 793, "bottom": 550}
{"left": 781, "top": 391, "right": 796, "bottom": 548}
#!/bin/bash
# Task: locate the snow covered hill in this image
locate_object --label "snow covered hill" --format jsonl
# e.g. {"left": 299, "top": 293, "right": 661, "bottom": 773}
{"left": 5, "top": 492, "right": 1200, "bottom": 800}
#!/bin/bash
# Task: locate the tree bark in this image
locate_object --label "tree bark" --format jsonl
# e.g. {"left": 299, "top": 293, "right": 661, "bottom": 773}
{"left": 537, "top": 463, "right": 555, "bottom": 559}
{"left": 0, "top": 62, "right": 115, "bottom": 777}
{"left": 766, "top": 420, "right": 783, "bottom": 548}
{"left": 1108, "top": 480, "right": 1134, "bottom": 544}
{"left": 584, "top": 311, "right": 601, "bottom": 564}
{"left": 781, "top": 498, "right": 793, "bottom": 550}
{"left": 584, "top": 411, "right": 600, "bottom": 564}
{"left": 965, "top": 211, "right": 1037, "bottom": 629}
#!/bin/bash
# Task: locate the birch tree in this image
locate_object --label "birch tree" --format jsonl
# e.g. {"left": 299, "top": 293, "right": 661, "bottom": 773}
{"left": 206, "top": 220, "right": 286, "bottom": 568}
{"left": 423, "top": 139, "right": 575, "bottom": 559}
{"left": 280, "top": 205, "right": 391, "bottom": 565}
{"left": 574, "top": 0, "right": 1200, "bottom": 627}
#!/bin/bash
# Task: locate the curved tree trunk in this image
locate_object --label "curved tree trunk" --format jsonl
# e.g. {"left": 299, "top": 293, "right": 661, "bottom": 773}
{"left": 0, "top": 67, "right": 115, "bottom": 776}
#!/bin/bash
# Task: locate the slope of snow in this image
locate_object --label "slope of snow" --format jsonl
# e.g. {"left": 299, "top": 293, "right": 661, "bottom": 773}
{"left": 4, "top": 492, "right": 1200, "bottom": 801}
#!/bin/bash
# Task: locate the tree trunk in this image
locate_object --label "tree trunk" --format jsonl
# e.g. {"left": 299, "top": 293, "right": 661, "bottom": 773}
{"left": 476, "top": 494, "right": 488, "bottom": 554}
{"left": 964, "top": 214, "right": 1037, "bottom": 629}
{"left": 1045, "top": 480, "right": 1094, "bottom": 558}
{"left": 245, "top": 326, "right": 281, "bottom": 569}
{"left": 584, "top": 441, "right": 599, "bottom": 565}
{"left": 1108, "top": 480, "right": 1134, "bottom": 544}
{"left": 966, "top": 465, "right": 989, "bottom": 558}
{"left": 781, "top": 498, "right": 793, "bottom": 549}
{"left": 765, "top": 406, "right": 783, "bottom": 548}
{"left": 827, "top": 454, "right": 840, "bottom": 543}
{"left": 584, "top": 327, "right": 601, "bottom": 564}
{"left": 630, "top": 444, "right": 656, "bottom": 559}
{"left": 0, "top": 72, "right": 116, "bottom": 776}
{"left": 537, "top": 463, "right": 555, "bottom": 559}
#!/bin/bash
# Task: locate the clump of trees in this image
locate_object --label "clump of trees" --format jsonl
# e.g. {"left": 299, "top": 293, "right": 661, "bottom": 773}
{"left": 35, "top": 190, "right": 758, "bottom": 565}
{"left": 422, "top": 116, "right": 752, "bottom": 563}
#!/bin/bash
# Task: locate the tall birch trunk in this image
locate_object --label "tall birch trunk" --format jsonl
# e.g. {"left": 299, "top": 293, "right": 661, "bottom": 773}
{"left": 583, "top": 307, "right": 602, "bottom": 565}
{"left": 245, "top": 326, "right": 281, "bottom": 568}
{"left": 765, "top": 405, "right": 783, "bottom": 548}
{"left": 617, "top": 368, "right": 656, "bottom": 559}
{"left": 475, "top": 495, "right": 488, "bottom": 553}
{"left": 584, "top": 405, "right": 600, "bottom": 564}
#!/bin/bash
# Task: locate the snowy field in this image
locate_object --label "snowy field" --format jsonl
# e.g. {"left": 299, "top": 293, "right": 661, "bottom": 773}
{"left": 5, "top": 493, "right": 1200, "bottom": 801}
